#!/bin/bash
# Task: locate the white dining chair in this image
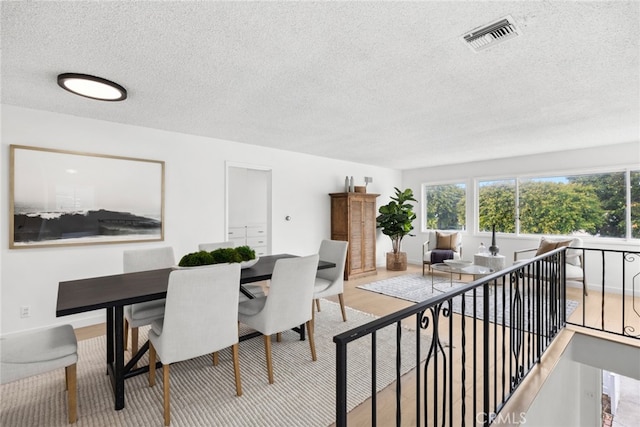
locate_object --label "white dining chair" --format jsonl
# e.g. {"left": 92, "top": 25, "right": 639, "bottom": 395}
{"left": 313, "top": 240, "right": 349, "bottom": 322}
{"left": 198, "top": 241, "right": 265, "bottom": 302}
{"left": 237, "top": 254, "right": 319, "bottom": 384}
{"left": 148, "top": 263, "right": 242, "bottom": 426}
{"left": 0, "top": 324, "right": 79, "bottom": 423}
{"left": 123, "top": 246, "right": 175, "bottom": 360}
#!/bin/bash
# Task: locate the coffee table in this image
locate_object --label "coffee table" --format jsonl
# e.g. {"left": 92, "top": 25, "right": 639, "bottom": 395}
{"left": 431, "top": 263, "right": 494, "bottom": 291}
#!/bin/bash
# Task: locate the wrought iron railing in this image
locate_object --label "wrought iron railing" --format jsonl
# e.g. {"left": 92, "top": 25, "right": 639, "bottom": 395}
{"left": 334, "top": 247, "right": 584, "bottom": 426}
{"left": 566, "top": 247, "right": 640, "bottom": 338}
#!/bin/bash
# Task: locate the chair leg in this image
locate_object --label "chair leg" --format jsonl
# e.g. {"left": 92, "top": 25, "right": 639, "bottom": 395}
{"left": 65, "top": 364, "right": 77, "bottom": 424}
{"left": 276, "top": 332, "right": 282, "bottom": 342}
{"left": 124, "top": 319, "right": 129, "bottom": 350}
{"left": 163, "top": 364, "right": 170, "bottom": 426}
{"left": 231, "top": 343, "right": 242, "bottom": 396}
{"left": 263, "top": 335, "right": 274, "bottom": 384}
{"left": 131, "top": 327, "right": 139, "bottom": 358}
{"left": 306, "top": 320, "right": 317, "bottom": 361}
{"left": 212, "top": 352, "right": 219, "bottom": 366}
{"left": 338, "top": 293, "right": 347, "bottom": 322}
{"left": 149, "top": 342, "right": 156, "bottom": 387}
{"left": 315, "top": 299, "right": 321, "bottom": 312}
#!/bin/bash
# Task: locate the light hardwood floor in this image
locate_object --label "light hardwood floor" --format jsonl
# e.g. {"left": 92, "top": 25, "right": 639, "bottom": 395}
{"left": 74, "top": 264, "right": 640, "bottom": 426}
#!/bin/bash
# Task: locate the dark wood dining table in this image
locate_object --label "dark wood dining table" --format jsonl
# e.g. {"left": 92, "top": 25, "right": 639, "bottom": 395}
{"left": 56, "top": 254, "right": 335, "bottom": 410}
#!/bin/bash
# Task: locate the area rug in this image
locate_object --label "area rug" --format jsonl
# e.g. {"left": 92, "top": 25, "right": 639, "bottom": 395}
{"left": 0, "top": 301, "right": 429, "bottom": 427}
{"left": 358, "top": 274, "right": 579, "bottom": 326}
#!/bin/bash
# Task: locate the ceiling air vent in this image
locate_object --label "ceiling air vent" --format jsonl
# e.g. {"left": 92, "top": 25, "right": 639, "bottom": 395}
{"left": 462, "top": 15, "right": 521, "bottom": 52}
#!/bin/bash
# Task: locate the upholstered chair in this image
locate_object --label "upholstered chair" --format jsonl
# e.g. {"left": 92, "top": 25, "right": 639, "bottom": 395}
{"left": 0, "top": 324, "right": 78, "bottom": 423}
{"left": 237, "top": 254, "right": 319, "bottom": 384}
{"left": 313, "top": 240, "right": 349, "bottom": 321}
{"left": 514, "top": 236, "right": 587, "bottom": 296}
{"left": 422, "top": 231, "right": 463, "bottom": 274}
{"left": 148, "top": 263, "right": 242, "bottom": 426}
{"left": 123, "top": 246, "right": 175, "bottom": 360}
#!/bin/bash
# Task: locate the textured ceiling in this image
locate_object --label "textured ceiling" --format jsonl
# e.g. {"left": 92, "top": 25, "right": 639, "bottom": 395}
{"left": 2, "top": 1, "right": 639, "bottom": 170}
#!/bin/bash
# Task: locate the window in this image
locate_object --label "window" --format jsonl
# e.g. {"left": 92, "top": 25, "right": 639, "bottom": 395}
{"left": 424, "top": 183, "right": 466, "bottom": 230}
{"left": 478, "top": 179, "right": 516, "bottom": 233}
{"left": 425, "top": 168, "right": 637, "bottom": 240}
{"left": 478, "top": 171, "right": 634, "bottom": 238}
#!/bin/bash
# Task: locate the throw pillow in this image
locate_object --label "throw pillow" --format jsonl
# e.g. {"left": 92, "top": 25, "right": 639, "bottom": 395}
{"left": 436, "top": 232, "right": 459, "bottom": 251}
{"left": 535, "top": 237, "right": 573, "bottom": 256}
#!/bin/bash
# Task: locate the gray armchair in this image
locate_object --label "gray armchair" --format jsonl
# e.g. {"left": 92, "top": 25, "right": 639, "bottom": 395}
{"left": 422, "top": 231, "right": 463, "bottom": 275}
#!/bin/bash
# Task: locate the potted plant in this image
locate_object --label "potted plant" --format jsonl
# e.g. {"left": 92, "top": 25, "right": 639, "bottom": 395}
{"left": 376, "top": 187, "right": 417, "bottom": 271}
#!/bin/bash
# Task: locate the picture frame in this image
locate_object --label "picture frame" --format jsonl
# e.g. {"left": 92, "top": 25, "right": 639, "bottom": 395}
{"left": 10, "top": 145, "right": 165, "bottom": 248}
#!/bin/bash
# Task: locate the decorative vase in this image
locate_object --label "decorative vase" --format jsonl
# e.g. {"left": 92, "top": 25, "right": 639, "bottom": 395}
{"left": 349, "top": 176, "right": 355, "bottom": 192}
{"left": 344, "top": 176, "right": 349, "bottom": 192}
{"left": 489, "top": 225, "right": 499, "bottom": 256}
{"left": 386, "top": 252, "right": 407, "bottom": 271}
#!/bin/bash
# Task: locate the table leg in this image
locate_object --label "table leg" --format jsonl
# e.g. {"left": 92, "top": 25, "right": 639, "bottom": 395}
{"left": 106, "top": 308, "right": 114, "bottom": 369}
{"left": 114, "top": 306, "right": 125, "bottom": 410}
{"left": 106, "top": 306, "right": 126, "bottom": 410}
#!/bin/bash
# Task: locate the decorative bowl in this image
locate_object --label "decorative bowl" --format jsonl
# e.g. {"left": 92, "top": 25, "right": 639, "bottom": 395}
{"left": 173, "top": 257, "right": 259, "bottom": 270}
{"left": 443, "top": 259, "right": 472, "bottom": 268}
{"left": 239, "top": 257, "right": 259, "bottom": 269}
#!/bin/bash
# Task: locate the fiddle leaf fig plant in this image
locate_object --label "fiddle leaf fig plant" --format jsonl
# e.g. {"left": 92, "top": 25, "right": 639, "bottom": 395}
{"left": 376, "top": 187, "right": 417, "bottom": 254}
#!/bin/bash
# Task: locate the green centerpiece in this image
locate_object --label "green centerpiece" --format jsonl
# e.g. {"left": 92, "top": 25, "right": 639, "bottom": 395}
{"left": 178, "top": 245, "right": 256, "bottom": 267}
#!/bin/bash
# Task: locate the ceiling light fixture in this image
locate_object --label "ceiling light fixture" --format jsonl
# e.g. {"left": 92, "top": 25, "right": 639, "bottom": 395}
{"left": 57, "top": 73, "right": 127, "bottom": 101}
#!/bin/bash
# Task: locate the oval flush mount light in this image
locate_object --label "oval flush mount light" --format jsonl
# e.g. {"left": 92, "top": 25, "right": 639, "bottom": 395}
{"left": 57, "top": 73, "right": 127, "bottom": 101}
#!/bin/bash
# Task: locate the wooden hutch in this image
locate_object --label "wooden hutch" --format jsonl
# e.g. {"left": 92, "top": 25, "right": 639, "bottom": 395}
{"left": 329, "top": 192, "right": 379, "bottom": 280}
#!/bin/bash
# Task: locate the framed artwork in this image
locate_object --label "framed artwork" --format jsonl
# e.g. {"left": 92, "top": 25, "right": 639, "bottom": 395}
{"left": 10, "top": 145, "right": 165, "bottom": 248}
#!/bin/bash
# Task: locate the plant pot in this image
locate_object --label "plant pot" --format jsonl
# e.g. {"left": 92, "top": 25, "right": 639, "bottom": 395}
{"left": 386, "top": 252, "right": 407, "bottom": 271}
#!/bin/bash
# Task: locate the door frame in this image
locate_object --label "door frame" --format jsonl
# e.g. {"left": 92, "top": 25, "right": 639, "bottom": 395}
{"left": 225, "top": 161, "right": 272, "bottom": 254}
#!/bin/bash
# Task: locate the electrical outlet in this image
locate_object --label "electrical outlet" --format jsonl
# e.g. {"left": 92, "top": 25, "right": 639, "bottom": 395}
{"left": 20, "top": 306, "right": 31, "bottom": 318}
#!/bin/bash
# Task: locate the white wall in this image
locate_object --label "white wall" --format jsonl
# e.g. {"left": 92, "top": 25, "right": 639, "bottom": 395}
{"left": 401, "top": 141, "right": 640, "bottom": 293}
{"left": 0, "top": 105, "right": 401, "bottom": 335}
{"left": 524, "top": 333, "right": 640, "bottom": 427}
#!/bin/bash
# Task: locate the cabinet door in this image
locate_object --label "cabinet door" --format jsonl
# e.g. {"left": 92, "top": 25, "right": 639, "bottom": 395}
{"left": 362, "top": 197, "right": 377, "bottom": 272}
{"left": 228, "top": 227, "right": 246, "bottom": 244}
{"left": 349, "top": 198, "right": 364, "bottom": 274}
{"left": 246, "top": 225, "right": 267, "bottom": 238}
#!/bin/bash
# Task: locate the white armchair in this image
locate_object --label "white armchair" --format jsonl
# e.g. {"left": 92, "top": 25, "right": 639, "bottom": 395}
{"left": 123, "top": 247, "right": 175, "bottom": 359}
{"left": 514, "top": 236, "right": 587, "bottom": 296}
{"left": 237, "top": 254, "right": 319, "bottom": 384}
{"left": 422, "top": 231, "right": 463, "bottom": 275}
{"left": 148, "top": 263, "right": 242, "bottom": 426}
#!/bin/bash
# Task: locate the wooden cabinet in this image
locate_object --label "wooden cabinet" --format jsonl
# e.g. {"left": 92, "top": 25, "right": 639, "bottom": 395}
{"left": 330, "top": 193, "right": 379, "bottom": 280}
